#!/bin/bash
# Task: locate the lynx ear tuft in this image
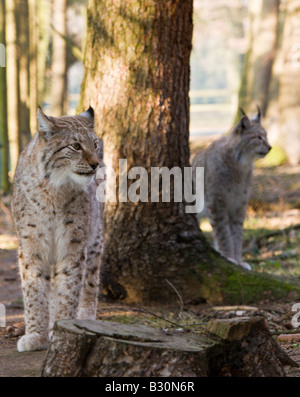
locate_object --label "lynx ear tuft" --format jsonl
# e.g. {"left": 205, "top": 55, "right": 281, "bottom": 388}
{"left": 79, "top": 107, "right": 94, "bottom": 125}
{"left": 236, "top": 108, "right": 251, "bottom": 130}
{"left": 239, "top": 107, "right": 247, "bottom": 117}
{"left": 37, "top": 107, "right": 55, "bottom": 140}
{"left": 252, "top": 105, "right": 261, "bottom": 123}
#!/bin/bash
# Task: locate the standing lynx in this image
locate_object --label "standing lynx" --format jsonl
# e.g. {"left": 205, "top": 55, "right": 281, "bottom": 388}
{"left": 192, "top": 109, "right": 271, "bottom": 270}
{"left": 12, "top": 107, "right": 103, "bottom": 352}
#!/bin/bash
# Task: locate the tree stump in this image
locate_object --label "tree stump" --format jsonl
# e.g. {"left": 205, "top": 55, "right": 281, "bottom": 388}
{"left": 40, "top": 317, "right": 297, "bottom": 377}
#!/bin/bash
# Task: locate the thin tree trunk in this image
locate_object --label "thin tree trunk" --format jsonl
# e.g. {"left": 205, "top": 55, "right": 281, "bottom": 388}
{"left": 0, "top": 0, "right": 9, "bottom": 191}
{"left": 80, "top": 0, "right": 300, "bottom": 304}
{"left": 237, "top": 0, "right": 279, "bottom": 118}
{"left": 5, "top": 0, "right": 20, "bottom": 175}
{"left": 28, "top": 0, "right": 38, "bottom": 134}
{"left": 17, "top": 0, "right": 31, "bottom": 150}
{"left": 51, "top": 0, "right": 67, "bottom": 116}
{"left": 37, "top": 0, "right": 51, "bottom": 105}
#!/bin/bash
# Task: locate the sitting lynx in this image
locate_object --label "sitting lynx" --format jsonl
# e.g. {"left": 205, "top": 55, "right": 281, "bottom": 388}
{"left": 192, "top": 108, "right": 271, "bottom": 270}
{"left": 12, "top": 107, "right": 103, "bottom": 352}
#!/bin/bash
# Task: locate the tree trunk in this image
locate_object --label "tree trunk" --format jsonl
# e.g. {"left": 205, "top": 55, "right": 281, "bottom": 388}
{"left": 237, "top": 0, "right": 279, "bottom": 118}
{"left": 80, "top": 0, "right": 300, "bottom": 305}
{"left": 41, "top": 317, "right": 297, "bottom": 377}
{"left": 5, "top": 0, "right": 20, "bottom": 175}
{"left": 50, "top": 0, "right": 67, "bottom": 116}
{"left": 17, "top": 0, "right": 31, "bottom": 150}
{"left": 0, "top": 0, "right": 9, "bottom": 192}
{"left": 277, "top": 0, "right": 300, "bottom": 165}
{"left": 80, "top": 0, "right": 199, "bottom": 303}
{"left": 28, "top": 0, "right": 38, "bottom": 134}
{"left": 37, "top": 0, "right": 51, "bottom": 105}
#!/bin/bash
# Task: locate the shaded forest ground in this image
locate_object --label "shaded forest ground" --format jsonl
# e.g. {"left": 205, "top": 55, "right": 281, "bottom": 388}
{"left": 1, "top": 148, "right": 300, "bottom": 375}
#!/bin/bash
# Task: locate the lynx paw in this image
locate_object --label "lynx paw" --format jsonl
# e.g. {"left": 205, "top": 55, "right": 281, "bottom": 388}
{"left": 227, "top": 257, "right": 252, "bottom": 271}
{"left": 239, "top": 262, "right": 252, "bottom": 271}
{"left": 17, "top": 333, "right": 48, "bottom": 352}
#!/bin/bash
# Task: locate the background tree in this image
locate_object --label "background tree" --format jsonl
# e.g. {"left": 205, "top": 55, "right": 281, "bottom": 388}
{"left": 236, "top": 0, "right": 300, "bottom": 166}
{"left": 50, "top": 0, "right": 68, "bottom": 116}
{"left": 28, "top": 0, "right": 38, "bottom": 134}
{"left": 17, "top": 0, "right": 31, "bottom": 150}
{"left": 0, "top": 0, "right": 9, "bottom": 192}
{"left": 80, "top": 0, "right": 300, "bottom": 304}
{"left": 5, "top": 0, "right": 39, "bottom": 176}
{"left": 277, "top": 0, "right": 300, "bottom": 165}
{"left": 5, "top": 0, "right": 20, "bottom": 175}
{"left": 237, "top": 0, "right": 280, "bottom": 118}
{"left": 37, "top": 0, "right": 51, "bottom": 106}
{"left": 0, "top": 0, "right": 84, "bottom": 187}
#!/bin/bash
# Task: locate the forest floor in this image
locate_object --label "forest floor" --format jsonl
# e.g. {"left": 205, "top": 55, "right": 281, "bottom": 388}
{"left": 1, "top": 160, "right": 300, "bottom": 376}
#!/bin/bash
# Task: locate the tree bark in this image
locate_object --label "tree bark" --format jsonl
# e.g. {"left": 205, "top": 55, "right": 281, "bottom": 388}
{"left": 0, "top": 0, "right": 9, "bottom": 192}
{"left": 79, "top": 0, "right": 300, "bottom": 305}
{"left": 80, "top": 0, "right": 199, "bottom": 303}
{"left": 41, "top": 317, "right": 297, "bottom": 377}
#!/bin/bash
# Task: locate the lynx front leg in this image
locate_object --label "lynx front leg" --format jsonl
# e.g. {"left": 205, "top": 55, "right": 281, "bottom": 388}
{"left": 52, "top": 249, "right": 86, "bottom": 324}
{"left": 17, "top": 249, "right": 50, "bottom": 352}
{"left": 210, "top": 215, "right": 235, "bottom": 264}
{"left": 231, "top": 220, "right": 251, "bottom": 271}
{"left": 77, "top": 249, "right": 101, "bottom": 320}
{"left": 77, "top": 198, "right": 103, "bottom": 320}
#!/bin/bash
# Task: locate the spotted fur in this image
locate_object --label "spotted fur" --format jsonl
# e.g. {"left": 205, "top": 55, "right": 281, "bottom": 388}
{"left": 192, "top": 110, "right": 271, "bottom": 271}
{"left": 12, "top": 107, "right": 103, "bottom": 352}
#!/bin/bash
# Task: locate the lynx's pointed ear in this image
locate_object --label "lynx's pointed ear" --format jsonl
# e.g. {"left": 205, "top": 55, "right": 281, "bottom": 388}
{"left": 232, "top": 114, "right": 250, "bottom": 135}
{"left": 37, "top": 107, "right": 55, "bottom": 140}
{"left": 236, "top": 108, "right": 250, "bottom": 130}
{"left": 79, "top": 107, "right": 94, "bottom": 126}
{"left": 240, "top": 115, "right": 251, "bottom": 130}
{"left": 252, "top": 105, "right": 261, "bottom": 123}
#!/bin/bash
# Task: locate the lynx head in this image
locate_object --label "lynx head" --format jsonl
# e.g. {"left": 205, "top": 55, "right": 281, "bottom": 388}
{"left": 37, "top": 107, "right": 101, "bottom": 190}
{"left": 232, "top": 107, "right": 272, "bottom": 163}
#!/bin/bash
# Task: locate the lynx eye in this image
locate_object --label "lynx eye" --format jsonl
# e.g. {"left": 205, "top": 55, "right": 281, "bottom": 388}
{"left": 72, "top": 143, "right": 82, "bottom": 150}
{"left": 94, "top": 142, "right": 99, "bottom": 149}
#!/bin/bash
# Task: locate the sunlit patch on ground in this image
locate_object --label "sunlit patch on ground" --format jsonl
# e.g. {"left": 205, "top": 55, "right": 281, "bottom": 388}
{"left": 199, "top": 218, "right": 212, "bottom": 232}
{"left": 0, "top": 234, "right": 18, "bottom": 250}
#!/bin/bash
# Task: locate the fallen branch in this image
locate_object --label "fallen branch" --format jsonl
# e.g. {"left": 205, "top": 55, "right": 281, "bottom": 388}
{"left": 276, "top": 333, "right": 300, "bottom": 343}
{"left": 210, "top": 305, "right": 258, "bottom": 312}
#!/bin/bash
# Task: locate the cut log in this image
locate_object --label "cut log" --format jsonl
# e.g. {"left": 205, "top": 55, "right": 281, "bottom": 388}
{"left": 40, "top": 317, "right": 297, "bottom": 377}
{"left": 206, "top": 316, "right": 297, "bottom": 376}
